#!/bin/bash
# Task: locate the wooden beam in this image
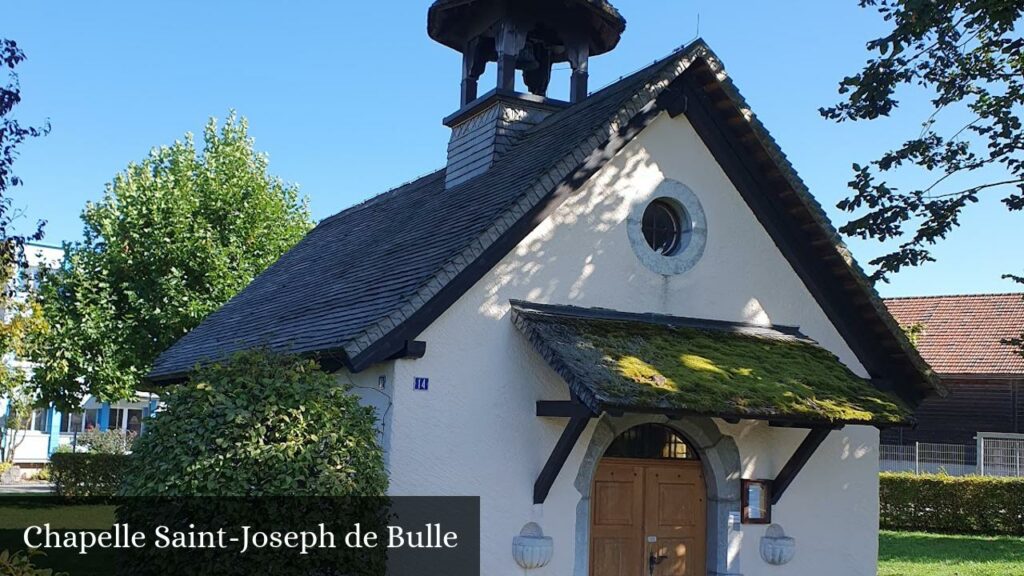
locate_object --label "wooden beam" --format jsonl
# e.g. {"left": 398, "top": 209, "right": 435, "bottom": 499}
{"left": 771, "top": 427, "right": 832, "bottom": 506}
{"left": 655, "top": 82, "right": 688, "bottom": 118}
{"left": 386, "top": 340, "right": 427, "bottom": 360}
{"left": 534, "top": 415, "right": 591, "bottom": 504}
{"left": 536, "top": 400, "right": 595, "bottom": 418}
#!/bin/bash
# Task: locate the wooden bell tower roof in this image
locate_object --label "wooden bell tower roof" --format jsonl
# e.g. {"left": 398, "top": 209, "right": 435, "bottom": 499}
{"left": 428, "top": 0, "right": 627, "bottom": 105}
{"left": 427, "top": 0, "right": 626, "bottom": 58}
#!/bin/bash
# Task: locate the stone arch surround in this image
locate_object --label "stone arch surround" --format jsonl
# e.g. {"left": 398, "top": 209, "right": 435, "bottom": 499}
{"left": 572, "top": 414, "right": 743, "bottom": 576}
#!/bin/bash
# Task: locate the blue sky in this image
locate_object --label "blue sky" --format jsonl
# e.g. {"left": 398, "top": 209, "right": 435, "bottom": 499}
{"left": 5, "top": 0, "right": 1020, "bottom": 297}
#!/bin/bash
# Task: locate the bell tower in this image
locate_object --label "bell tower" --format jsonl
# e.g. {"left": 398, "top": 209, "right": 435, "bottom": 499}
{"left": 429, "top": 0, "right": 627, "bottom": 188}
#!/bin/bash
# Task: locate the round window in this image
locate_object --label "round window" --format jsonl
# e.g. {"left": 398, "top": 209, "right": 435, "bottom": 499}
{"left": 627, "top": 180, "right": 707, "bottom": 275}
{"left": 641, "top": 200, "right": 686, "bottom": 256}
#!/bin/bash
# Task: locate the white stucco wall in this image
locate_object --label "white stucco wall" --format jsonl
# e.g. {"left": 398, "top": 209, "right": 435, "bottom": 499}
{"left": 718, "top": 421, "right": 880, "bottom": 575}
{"left": 343, "top": 363, "right": 396, "bottom": 466}
{"left": 351, "top": 111, "right": 881, "bottom": 575}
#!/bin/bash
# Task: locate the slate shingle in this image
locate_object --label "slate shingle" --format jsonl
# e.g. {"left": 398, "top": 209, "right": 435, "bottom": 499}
{"left": 149, "top": 52, "right": 673, "bottom": 380}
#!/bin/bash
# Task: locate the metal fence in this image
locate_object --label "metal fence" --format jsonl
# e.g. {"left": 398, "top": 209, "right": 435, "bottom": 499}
{"left": 881, "top": 434, "right": 1024, "bottom": 477}
{"left": 880, "top": 442, "right": 977, "bottom": 476}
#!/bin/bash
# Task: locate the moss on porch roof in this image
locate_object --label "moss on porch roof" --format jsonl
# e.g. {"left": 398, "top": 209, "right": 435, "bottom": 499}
{"left": 511, "top": 301, "right": 912, "bottom": 426}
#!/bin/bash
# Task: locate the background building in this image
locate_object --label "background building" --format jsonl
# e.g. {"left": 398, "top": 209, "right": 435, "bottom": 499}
{"left": 882, "top": 293, "right": 1024, "bottom": 475}
{"left": 0, "top": 243, "right": 157, "bottom": 467}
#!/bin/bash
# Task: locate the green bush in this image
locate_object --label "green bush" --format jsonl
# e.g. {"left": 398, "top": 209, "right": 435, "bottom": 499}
{"left": 0, "top": 549, "right": 66, "bottom": 576}
{"left": 50, "top": 452, "right": 129, "bottom": 497}
{"left": 880, "top": 472, "right": 1024, "bottom": 535}
{"left": 121, "top": 350, "right": 387, "bottom": 496}
{"left": 77, "top": 429, "right": 137, "bottom": 455}
{"left": 34, "top": 465, "right": 50, "bottom": 481}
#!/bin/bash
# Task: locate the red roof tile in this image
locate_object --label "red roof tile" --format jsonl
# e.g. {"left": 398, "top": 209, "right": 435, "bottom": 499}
{"left": 884, "top": 294, "right": 1024, "bottom": 376}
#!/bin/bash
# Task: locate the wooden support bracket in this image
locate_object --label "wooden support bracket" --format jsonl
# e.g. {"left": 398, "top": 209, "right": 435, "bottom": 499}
{"left": 533, "top": 415, "right": 592, "bottom": 505}
{"left": 533, "top": 391, "right": 597, "bottom": 505}
{"left": 770, "top": 427, "right": 833, "bottom": 506}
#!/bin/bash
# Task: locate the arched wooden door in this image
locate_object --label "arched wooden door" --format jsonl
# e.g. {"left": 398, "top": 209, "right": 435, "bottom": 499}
{"left": 590, "top": 425, "right": 706, "bottom": 576}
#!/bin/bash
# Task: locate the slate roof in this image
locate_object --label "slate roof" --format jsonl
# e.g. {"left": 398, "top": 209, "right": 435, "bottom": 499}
{"left": 149, "top": 50, "right": 673, "bottom": 381}
{"left": 150, "top": 39, "right": 936, "bottom": 405}
{"left": 885, "top": 294, "right": 1024, "bottom": 376}
{"left": 511, "top": 301, "right": 912, "bottom": 426}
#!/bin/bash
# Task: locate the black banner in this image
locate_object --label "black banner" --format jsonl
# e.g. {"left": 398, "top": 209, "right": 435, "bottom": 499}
{"left": 0, "top": 496, "right": 479, "bottom": 576}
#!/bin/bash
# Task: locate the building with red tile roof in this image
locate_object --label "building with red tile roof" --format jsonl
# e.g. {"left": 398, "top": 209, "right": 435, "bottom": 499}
{"left": 883, "top": 293, "right": 1024, "bottom": 445}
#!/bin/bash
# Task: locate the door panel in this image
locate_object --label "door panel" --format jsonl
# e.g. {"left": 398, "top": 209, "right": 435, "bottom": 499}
{"left": 644, "top": 463, "right": 705, "bottom": 576}
{"left": 591, "top": 537, "right": 632, "bottom": 576}
{"left": 590, "top": 459, "right": 706, "bottom": 576}
{"left": 654, "top": 483, "right": 699, "bottom": 526}
{"left": 593, "top": 482, "right": 639, "bottom": 527}
{"left": 591, "top": 460, "right": 644, "bottom": 576}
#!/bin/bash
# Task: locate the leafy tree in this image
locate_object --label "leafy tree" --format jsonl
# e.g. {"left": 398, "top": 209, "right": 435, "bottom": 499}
{"left": 822, "top": 0, "right": 1023, "bottom": 284}
{"left": 0, "top": 38, "right": 48, "bottom": 458}
{"left": 1, "top": 391, "right": 33, "bottom": 463}
{"left": 31, "top": 114, "right": 312, "bottom": 409}
{"left": 0, "top": 300, "right": 46, "bottom": 462}
{"left": 0, "top": 38, "right": 47, "bottom": 279}
{"left": 121, "top": 350, "right": 387, "bottom": 496}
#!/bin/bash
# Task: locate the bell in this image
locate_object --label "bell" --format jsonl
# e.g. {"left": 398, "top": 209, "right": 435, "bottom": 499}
{"left": 516, "top": 45, "right": 540, "bottom": 71}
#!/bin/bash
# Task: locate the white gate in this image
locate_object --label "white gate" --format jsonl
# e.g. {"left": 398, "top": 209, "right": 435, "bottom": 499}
{"left": 978, "top": 432, "right": 1024, "bottom": 477}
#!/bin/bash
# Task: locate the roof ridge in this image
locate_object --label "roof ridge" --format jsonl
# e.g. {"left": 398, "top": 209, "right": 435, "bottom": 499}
{"left": 442, "top": 47, "right": 688, "bottom": 195}
{"left": 516, "top": 43, "right": 697, "bottom": 141}
{"left": 338, "top": 42, "right": 710, "bottom": 364}
{"left": 885, "top": 292, "right": 1024, "bottom": 301}
{"left": 316, "top": 169, "right": 446, "bottom": 227}
{"left": 701, "top": 49, "right": 938, "bottom": 395}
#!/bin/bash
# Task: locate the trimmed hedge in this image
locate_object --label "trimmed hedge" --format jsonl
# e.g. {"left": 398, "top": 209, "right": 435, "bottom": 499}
{"left": 880, "top": 472, "right": 1024, "bottom": 535}
{"left": 50, "top": 452, "right": 129, "bottom": 497}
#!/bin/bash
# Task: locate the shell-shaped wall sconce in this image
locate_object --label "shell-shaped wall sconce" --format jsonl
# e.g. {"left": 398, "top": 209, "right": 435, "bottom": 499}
{"left": 759, "top": 524, "right": 796, "bottom": 566}
{"left": 513, "top": 522, "right": 553, "bottom": 570}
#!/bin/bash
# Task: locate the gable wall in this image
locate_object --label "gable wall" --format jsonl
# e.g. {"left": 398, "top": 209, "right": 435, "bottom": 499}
{"left": 373, "top": 112, "right": 879, "bottom": 575}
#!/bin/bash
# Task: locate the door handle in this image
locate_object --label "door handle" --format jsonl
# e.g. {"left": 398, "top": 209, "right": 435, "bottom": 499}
{"left": 647, "top": 551, "right": 668, "bottom": 575}
{"left": 646, "top": 537, "right": 667, "bottom": 576}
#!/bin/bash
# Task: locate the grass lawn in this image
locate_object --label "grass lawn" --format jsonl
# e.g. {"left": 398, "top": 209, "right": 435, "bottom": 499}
{"left": 0, "top": 496, "right": 116, "bottom": 576}
{"left": 879, "top": 530, "right": 1024, "bottom": 576}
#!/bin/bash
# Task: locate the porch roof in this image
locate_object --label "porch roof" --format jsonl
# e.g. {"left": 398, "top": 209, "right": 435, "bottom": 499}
{"left": 511, "top": 301, "right": 913, "bottom": 427}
